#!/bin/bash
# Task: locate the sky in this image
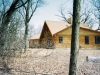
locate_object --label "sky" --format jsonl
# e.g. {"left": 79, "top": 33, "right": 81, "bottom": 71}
{"left": 29, "top": 0, "right": 99, "bottom": 30}
{"left": 29, "top": 0, "right": 73, "bottom": 29}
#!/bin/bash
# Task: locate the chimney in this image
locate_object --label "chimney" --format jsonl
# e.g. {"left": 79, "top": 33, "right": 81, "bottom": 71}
{"left": 67, "top": 17, "right": 73, "bottom": 24}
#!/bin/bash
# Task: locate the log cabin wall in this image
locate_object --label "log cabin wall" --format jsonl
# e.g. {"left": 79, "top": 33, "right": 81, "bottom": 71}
{"left": 54, "top": 27, "right": 100, "bottom": 48}
{"left": 54, "top": 35, "right": 71, "bottom": 48}
{"left": 40, "top": 23, "right": 54, "bottom": 48}
{"left": 29, "top": 39, "right": 39, "bottom": 48}
{"left": 29, "top": 20, "right": 100, "bottom": 49}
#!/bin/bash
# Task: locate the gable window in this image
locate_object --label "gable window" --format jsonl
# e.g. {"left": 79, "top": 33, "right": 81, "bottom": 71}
{"left": 84, "top": 36, "right": 89, "bottom": 44}
{"left": 95, "top": 36, "right": 100, "bottom": 44}
{"left": 59, "top": 36, "right": 63, "bottom": 43}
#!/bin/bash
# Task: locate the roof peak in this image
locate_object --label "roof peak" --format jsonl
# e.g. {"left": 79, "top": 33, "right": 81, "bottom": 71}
{"left": 45, "top": 20, "right": 68, "bottom": 23}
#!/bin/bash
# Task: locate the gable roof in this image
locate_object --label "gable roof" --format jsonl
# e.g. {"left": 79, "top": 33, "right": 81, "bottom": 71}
{"left": 29, "top": 34, "right": 40, "bottom": 40}
{"left": 45, "top": 20, "right": 90, "bottom": 35}
{"left": 56, "top": 25, "right": 100, "bottom": 35}
{"left": 80, "top": 23, "right": 90, "bottom": 29}
{"left": 80, "top": 27, "right": 100, "bottom": 34}
{"left": 29, "top": 20, "right": 91, "bottom": 40}
{"left": 45, "top": 20, "right": 70, "bottom": 35}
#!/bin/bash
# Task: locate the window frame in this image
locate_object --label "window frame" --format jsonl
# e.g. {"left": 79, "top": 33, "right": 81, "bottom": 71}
{"left": 95, "top": 36, "right": 100, "bottom": 44}
{"left": 32, "top": 40, "right": 34, "bottom": 44}
{"left": 59, "top": 36, "right": 63, "bottom": 43}
{"left": 47, "top": 39, "right": 51, "bottom": 45}
{"left": 84, "top": 36, "right": 89, "bottom": 44}
{"left": 39, "top": 40, "right": 42, "bottom": 44}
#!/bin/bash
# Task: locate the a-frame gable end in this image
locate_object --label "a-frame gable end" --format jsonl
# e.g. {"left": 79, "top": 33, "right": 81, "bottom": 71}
{"left": 40, "top": 22, "right": 46, "bottom": 39}
{"left": 40, "top": 22, "right": 52, "bottom": 39}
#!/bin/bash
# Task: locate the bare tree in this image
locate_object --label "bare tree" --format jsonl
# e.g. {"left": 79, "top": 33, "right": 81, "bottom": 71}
{"left": 57, "top": 0, "right": 94, "bottom": 28}
{"left": 68, "top": 0, "right": 81, "bottom": 75}
{"left": 0, "top": 0, "right": 28, "bottom": 72}
{"left": 5, "top": 13, "right": 25, "bottom": 50}
{"left": 91, "top": 0, "right": 100, "bottom": 30}
{"left": 18, "top": 0, "right": 45, "bottom": 52}
{"left": 28, "top": 25, "right": 42, "bottom": 37}
{"left": 57, "top": 6, "right": 69, "bottom": 22}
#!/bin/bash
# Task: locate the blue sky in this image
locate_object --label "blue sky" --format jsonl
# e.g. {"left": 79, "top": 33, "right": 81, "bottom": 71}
{"left": 29, "top": 0, "right": 99, "bottom": 30}
{"left": 29, "top": 0, "right": 73, "bottom": 29}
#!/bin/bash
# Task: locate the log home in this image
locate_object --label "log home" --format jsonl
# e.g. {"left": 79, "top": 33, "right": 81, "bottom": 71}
{"left": 29, "top": 34, "right": 40, "bottom": 48}
{"left": 29, "top": 20, "right": 100, "bottom": 49}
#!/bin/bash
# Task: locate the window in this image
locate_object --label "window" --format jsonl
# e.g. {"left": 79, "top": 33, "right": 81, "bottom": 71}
{"left": 32, "top": 40, "right": 34, "bottom": 44}
{"left": 47, "top": 40, "right": 51, "bottom": 45}
{"left": 95, "top": 36, "right": 100, "bottom": 44}
{"left": 39, "top": 40, "right": 42, "bottom": 44}
{"left": 84, "top": 36, "right": 89, "bottom": 44}
{"left": 59, "top": 36, "right": 63, "bottom": 43}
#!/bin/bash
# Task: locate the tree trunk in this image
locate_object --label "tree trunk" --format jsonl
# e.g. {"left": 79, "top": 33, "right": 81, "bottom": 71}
{"left": 24, "top": 0, "right": 30, "bottom": 52}
{"left": 0, "top": 0, "right": 20, "bottom": 57}
{"left": 86, "top": 56, "right": 100, "bottom": 63}
{"left": 98, "top": 14, "right": 100, "bottom": 30}
{"left": 0, "top": 0, "right": 27, "bottom": 71}
{"left": 68, "top": 0, "right": 81, "bottom": 75}
{"left": 24, "top": 22, "right": 29, "bottom": 52}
